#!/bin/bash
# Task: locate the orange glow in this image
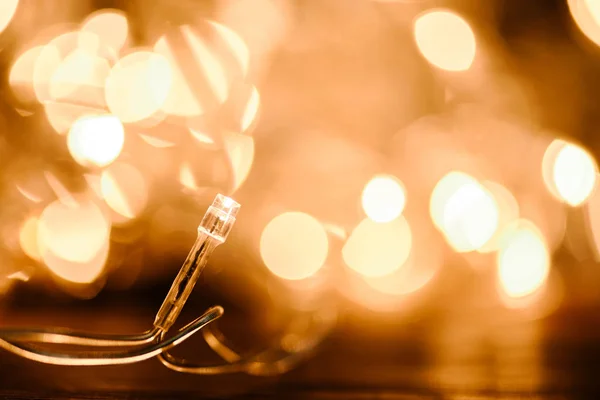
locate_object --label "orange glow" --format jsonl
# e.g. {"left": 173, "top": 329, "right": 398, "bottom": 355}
{"left": 342, "top": 216, "right": 412, "bottom": 278}
{"left": 154, "top": 24, "right": 230, "bottom": 117}
{"left": 430, "top": 172, "right": 499, "bottom": 252}
{"left": 80, "top": 9, "right": 129, "bottom": 55}
{"left": 364, "top": 260, "right": 436, "bottom": 297}
{"left": 9, "top": 46, "right": 44, "bottom": 104}
{"left": 223, "top": 132, "right": 255, "bottom": 193}
{"left": 497, "top": 220, "right": 550, "bottom": 299}
{"left": 189, "top": 128, "right": 216, "bottom": 145}
{"left": 19, "top": 216, "right": 41, "bottom": 261}
{"left": 153, "top": 34, "right": 203, "bottom": 117}
{"left": 542, "top": 139, "right": 597, "bottom": 206}
{"left": 260, "top": 212, "right": 329, "bottom": 281}
{"left": 67, "top": 114, "right": 125, "bottom": 168}
{"left": 44, "top": 171, "right": 77, "bottom": 207}
{"left": 49, "top": 47, "right": 110, "bottom": 102}
{"left": 138, "top": 133, "right": 176, "bottom": 148}
{"left": 361, "top": 175, "right": 406, "bottom": 223}
{"left": 208, "top": 20, "right": 250, "bottom": 77}
{"left": 7, "top": 271, "right": 31, "bottom": 283}
{"left": 16, "top": 185, "right": 44, "bottom": 203}
{"left": 413, "top": 9, "right": 476, "bottom": 72}
{"left": 100, "top": 163, "right": 148, "bottom": 221}
{"left": 216, "top": 0, "right": 291, "bottom": 80}
{"left": 241, "top": 86, "right": 260, "bottom": 132}
{"left": 105, "top": 50, "right": 172, "bottom": 122}
{"left": 182, "top": 25, "right": 230, "bottom": 104}
{"left": 322, "top": 223, "right": 348, "bottom": 240}
{"left": 583, "top": 179, "right": 600, "bottom": 261}
{"left": 38, "top": 199, "right": 111, "bottom": 283}
{"left": 179, "top": 163, "right": 199, "bottom": 192}
{"left": 0, "top": 0, "right": 19, "bottom": 35}
{"left": 33, "top": 30, "right": 96, "bottom": 104}
{"left": 430, "top": 171, "right": 475, "bottom": 229}
{"left": 478, "top": 181, "right": 520, "bottom": 253}
{"left": 44, "top": 103, "right": 106, "bottom": 135}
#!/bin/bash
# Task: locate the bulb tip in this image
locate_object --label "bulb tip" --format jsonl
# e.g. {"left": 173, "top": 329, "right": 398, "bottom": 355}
{"left": 212, "top": 194, "right": 240, "bottom": 219}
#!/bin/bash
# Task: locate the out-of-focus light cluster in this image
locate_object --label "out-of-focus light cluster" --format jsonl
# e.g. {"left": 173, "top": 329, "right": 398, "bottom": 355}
{"left": 542, "top": 139, "right": 598, "bottom": 207}
{"left": 361, "top": 175, "right": 406, "bottom": 223}
{"left": 497, "top": 220, "right": 550, "bottom": 300}
{"left": 258, "top": 130, "right": 597, "bottom": 313}
{"left": 1, "top": 4, "right": 259, "bottom": 293}
{"left": 0, "top": 0, "right": 599, "bottom": 327}
{"left": 413, "top": 9, "right": 476, "bottom": 72}
{"left": 430, "top": 171, "right": 499, "bottom": 253}
{"left": 260, "top": 212, "right": 329, "bottom": 281}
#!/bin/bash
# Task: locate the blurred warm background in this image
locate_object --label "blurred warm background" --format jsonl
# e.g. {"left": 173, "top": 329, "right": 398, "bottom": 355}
{"left": 3, "top": 0, "right": 600, "bottom": 397}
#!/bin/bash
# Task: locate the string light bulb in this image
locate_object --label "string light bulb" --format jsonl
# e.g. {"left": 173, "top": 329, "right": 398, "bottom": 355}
{"left": 0, "top": 194, "right": 334, "bottom": 375}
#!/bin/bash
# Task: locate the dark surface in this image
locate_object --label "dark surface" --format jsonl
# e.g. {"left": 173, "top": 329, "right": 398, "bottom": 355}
{"left": 2, "top": 283, "right": 600, "bottom": 400}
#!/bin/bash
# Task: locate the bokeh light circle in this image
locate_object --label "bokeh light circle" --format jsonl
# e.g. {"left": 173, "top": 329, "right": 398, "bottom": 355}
{"left": 361, "top": 175, "right": 406, "bottom": 223}
{"left": 105, "top": 51, "right": 172, "bottom": 122}
{"left": 497, "top": 220, "right": 550, "bottom": 298}
{"left": 413, "top": 9, "right": 476, "bottom": 71}
{"left": 67, "top": 114, "right": 125, "bottom": 168}
{"left": 260, "top": 212, "right": 329, "bottom": 281}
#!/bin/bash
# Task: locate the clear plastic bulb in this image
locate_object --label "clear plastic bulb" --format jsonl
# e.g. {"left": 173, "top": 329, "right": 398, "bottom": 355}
{"left": 154, "top": 194, "right": 240, "bottom": 331}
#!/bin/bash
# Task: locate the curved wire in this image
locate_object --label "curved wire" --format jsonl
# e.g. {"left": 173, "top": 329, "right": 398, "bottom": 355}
{"left": 0, "top": 326, "right": 161, "bottom": 347}
{"left": 158, "top": 306, "right": 337, "bottom": 376}
{"left": 0, "top": 194, "right": 242, "bottom": 369}
{"left": 158, "top": 340, "right": 318, "bottom": 376}
{"left": 0, "top": 306, "right": 223, "bottom": 366}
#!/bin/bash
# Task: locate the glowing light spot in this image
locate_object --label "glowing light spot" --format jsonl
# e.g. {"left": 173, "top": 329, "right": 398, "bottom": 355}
{"left": 154, "top": 34, "right": 203, "bottom": 117}
{"left": 342, "top": 216, "right": 412, "bottom": 278}
{"left": 361, "top": 175, "right": 406, "bottom": 223}
{"left": 139, "top": 133, "right": 176, "bottom": 148}
{"left": 241, "top": 86, "right": 260, "bottom": 132}
{"left": 33, "top": 31, "right": 104, "bottom": 104}
{"left": 179, "top": 163, "right": 198, "bottom": 191}
{"left": 260, "top": 212, "right": 329, "bottom": 281}
{"left": 81, "top": 9, "right": 129, "bottom": 55}
{"left": 189, "top": 128, "right": 215, "bottom": 145}
{"left": 67, "top": 114, "right": 125, "bottom": 168}
{"left": 322, "top": 223, "right": 347, "bottom": 240}
{"left": 182, "top": 25, "right": 229, "bottom": 104}
{"left": 478, "top": 181, "right": 520, "bottom": 253}
{"left": 44, "top": 103, "right": 106, "bottom": 135}
{"left": 223, "top": 132, "right": 254, "bottom": 193}
{"left": 431, "top": 172, "right": 499, "bottom": 252}
{"left": 38, "top": 199, "right": 111, "bottom": 283}
{"left": 568, "top": 0, "right": 600, "bottom": 48}
{"left": 208, "top": 20, "right": 250, "bottom": 76}
{"left": 19, "top": 216, "right": 41, "bottom": 261}
{"left": 0, "top": 0, "right": 18, "bottom": 35}
{"left": 9, "top": 46, "right": 44, "bottom": 104}
{"left": 44, "top": 171, "right": 77, "bottom": 207}
{"left": 414, "top": 9, "right": 476, "bottom": 71}
{"left": 585, "top": 182, "right": 600, "bottom": 262}
{"left": 154, "top": 24, "right": 231, "bottom": 117}
{"left": 101, "top": 163, "right": 148, "bottom": 220}
{"left": 497, "top": 220, "right": 550, "bottom": 298}
{"left": 430, "top": 171, "right": 475, "bottom": 229}
{"left": 16, "top": 184, "right": 43, "bottom": 203}
{"left": 105, "top": 51, "right": 172, "bottom": 122}
{"left": 543, "top": 139, "right": 597, "bottom": 206}
{"left": 7, "top": 271, "right": 30, "bottom": 282}
{"left": 49, "top": 48, "right": 110, "bottom": 102}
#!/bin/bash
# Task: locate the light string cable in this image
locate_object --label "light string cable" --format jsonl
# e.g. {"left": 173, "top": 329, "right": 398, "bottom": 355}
{"left": 0, "top": 193, "right": 337, "bottom": 375}
{"left": 0, "top": 194, "right": 238, "bottom": 366}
